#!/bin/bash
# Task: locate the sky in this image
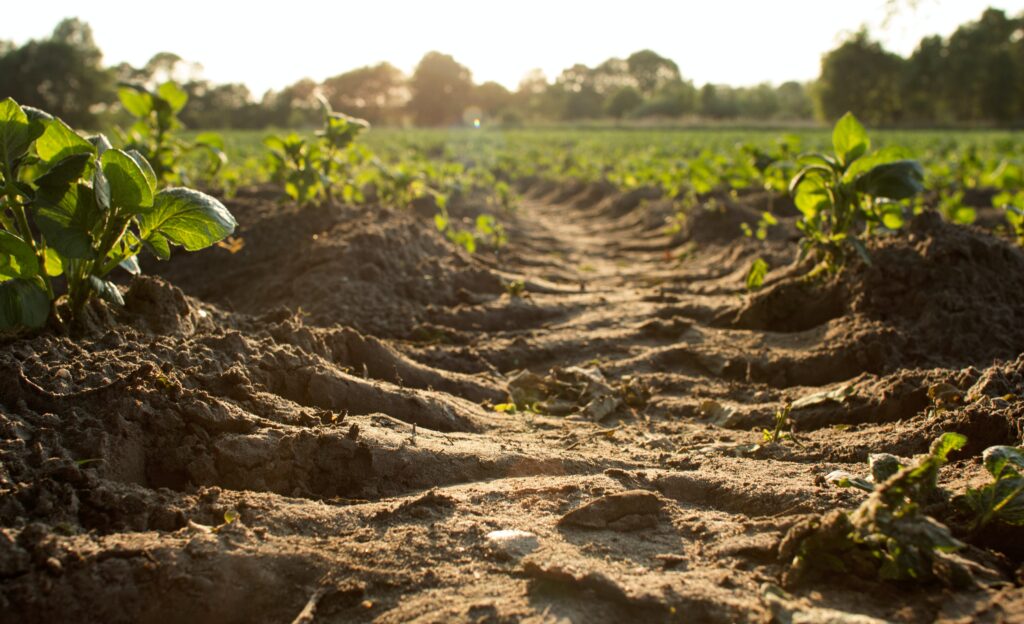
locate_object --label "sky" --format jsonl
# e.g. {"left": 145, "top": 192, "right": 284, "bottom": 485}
{"left": 3, "top": 0, "right": 1022, "bottom": 97}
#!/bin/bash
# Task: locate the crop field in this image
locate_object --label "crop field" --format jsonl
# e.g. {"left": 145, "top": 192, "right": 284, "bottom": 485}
{"left": 3, "top": 91, "right": 1024, "bottom": 622}
{"left": 4, "top": 5, "right": 1024, "bottom": 623}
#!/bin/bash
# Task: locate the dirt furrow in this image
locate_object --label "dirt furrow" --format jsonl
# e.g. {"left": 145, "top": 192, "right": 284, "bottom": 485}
{"left": 2, "top": 183, "right": 1023, "bottom": 623}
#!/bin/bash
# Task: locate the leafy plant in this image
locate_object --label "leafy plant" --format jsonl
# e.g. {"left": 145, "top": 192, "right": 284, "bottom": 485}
{"left": 264, "top": 97, "right": 369, "bottom": 205}
{"left": 505, "top": 280, "right": 526, "bottom": 298}
{"left": 937, "top": 190, "right": 976, "bottom": 225}
{"left": 826, "top": 453, "right": 903, "bottom": 493}
{"left": 745, "top": 257, "right": 768, "bottom": 291}
{"left": 789, "top": 112, "right": 925, "bottom": 274}
{"left": 761, "top": 404, "right": 798, "bottom": 445}
{"left": 995, "top": 191, "right": 1024, "bottom": 245}
{"left": 433, "top": 208, "right": 507, "bottom": 254}
{"left": 0, "top": 97, "right": 236, "bottom": 329}
{"left": 782, "top": 433, "right": 967, "bottom": 585}
{"left": 740, "top": 210, "right": 778, "bottom": 240}
{"left": 962, "top": 445, "right": 1024, "bottom": 529}
{"left": 117, "top": 81, "right": 226, "bottom": 184}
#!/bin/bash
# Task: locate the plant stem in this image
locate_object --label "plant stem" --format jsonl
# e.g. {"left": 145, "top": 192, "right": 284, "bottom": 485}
{"left": 3, "top": 175, "right": 55, "bottom": 297}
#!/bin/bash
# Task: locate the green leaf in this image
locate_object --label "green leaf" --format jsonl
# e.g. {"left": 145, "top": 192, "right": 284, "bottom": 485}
{"left": 93, "top": 166, "right": 111, "bottom": 212}
{"left": 101, "top": 149, "right": 154, "bottom": 211}
{"left": 475, "top": 214, "right": 496, "bottom": 234}
{"left": 33, "top": 183, "right": 101, "bottom": 259}
{"left": 877, "top": 203, "right": 905, "bottom": 230}
{"left": 118, "top": 86, "right": 153, "bottom": 118}
{"left": 745, "top": 257, "right": 768, "bottom": 291}
{"left": 0, "top": 278, "right": 50, "bottom": 329}
{"left": 793, "top": 173, "right": 830, "bottom": 219}
{"left": 0, "top": 98, "right": 44, "bottom": 170}
{"left": 124, "top": 150, "right": 157, "bottom": 195}
{"left": 118, "top": 255, "right": 141, "bottom": 275}
{"left": 854, "top": 161, "right": 925, "bottom": 200}
{"left": 832, "top": 112, "right": 869, "bottom": 166}
{"left": 932, "top": 432, "right": 967, "bottom": 463}
{"left": 88, "top": 276, "right": 124, "bottom": 306}
{"left": 262, "top": 135, "right": 287, "bottom": 153}
{"left": 34, "top": 153, "right": 93, "bottom": 190}
{"left": 34, "top": 118, "right": 94, "bottom": 166}
{"left": 139, "top": 188, "right": 237, "bottom": 253}
{"left": 983, "top": 446, "right": 1024, "bottom": 480}
{"left": 157, "top": 82, "right": 188, "bottom": 113}
{"left": 0, "top": 231, "right": 40, "bottom": 280}
{"left": 320, "top": 112, "right": 369, "bottom": 150}
{"left": 88, "top": 133, "right": 113, "bottom": 156}
{"left": 844, "top": 145, "right": 915, "bottom": 182}
{"left": 195, "top": 132, "right": 225, "bottom": 150}
{"left": 144, "top": 232, "right": 171, "bottom": 260}
{"left": 43, "top": 247, "right": 63, "bottom": 277}
{"left": 21, "top": 106, "right": 53, "bottom": 123}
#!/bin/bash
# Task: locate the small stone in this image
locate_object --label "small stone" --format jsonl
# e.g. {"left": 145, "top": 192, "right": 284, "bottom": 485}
{"left": 485, "top": 529, "right": 539, "bottom": 560}
{"left": 44, "top": 556, "right": 63, "bottom": 574}
{"left": 558, "top": 490, "right": 662, "bottom": 530}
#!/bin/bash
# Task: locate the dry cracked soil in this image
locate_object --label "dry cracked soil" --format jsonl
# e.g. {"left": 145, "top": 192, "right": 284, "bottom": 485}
{"left": 2, "top": 180, "right": 1023, "bottom": 623}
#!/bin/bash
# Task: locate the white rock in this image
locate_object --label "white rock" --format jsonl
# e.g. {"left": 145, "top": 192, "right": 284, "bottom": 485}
{"left": 485, "top": 529, "right": 539, "bottom": 560}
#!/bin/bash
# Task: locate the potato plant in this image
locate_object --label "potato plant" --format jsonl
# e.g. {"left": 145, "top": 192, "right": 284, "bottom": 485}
{"left": 264, "top": 96, "right": 369, "bottom": 205}
{"left": 118, "top": 81, "right": 226, "bottom": 184}
{"left": 433, "top": 209, "right": 507, "bottom": 254}
{"left": 789, "top": 113, "right": 925, "bottom": 274}
{"left": 784, "top": 433, "right": 967, "bottom": 585}
{"left": 0, "top": 98, "right": 236, "bottom": 329}
{"left": 962, "top": 445, "right": 1024, "bottom": 528}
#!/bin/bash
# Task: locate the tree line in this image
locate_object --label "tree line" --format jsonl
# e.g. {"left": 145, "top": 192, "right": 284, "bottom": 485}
{"left": 1, "top": 8, "right": 1020, "bottom": 129}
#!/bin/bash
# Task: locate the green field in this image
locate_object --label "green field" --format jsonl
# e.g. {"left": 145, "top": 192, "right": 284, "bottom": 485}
{"left": 191, "top": 126, "right": 1024, "bottom": 238}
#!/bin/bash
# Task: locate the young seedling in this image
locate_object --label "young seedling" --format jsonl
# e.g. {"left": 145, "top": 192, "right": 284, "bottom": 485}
{"left": 433, "top": 207, "right": 507, "bottom": 255}
{"left": 745, "top": 257, "right": 769, "bottom": 291}
{"left": 761, "top": 404, "right": 799, "bottom": 446}
{"left": 782, "top": 433, "right": 967, "bottom": 586}
{"left": 505, "top": 280, "right": 526, "bottom": 298}
{"left": 790, "top": 112, "right": 924, "bottom": 274}
{"left": 962, "top": 445, "right": 1024, "bottom": 529}
{"left": 740, "top": 211, "right": 778, "bottom": 241}
{"left": 0, "top": 98, "right": 236, "bottom": 329}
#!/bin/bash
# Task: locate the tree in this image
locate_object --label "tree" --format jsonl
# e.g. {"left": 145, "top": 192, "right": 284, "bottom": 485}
{"left": 179, "top": 81, "right": 261, "bottom": 128}
{"left": 472, "top": 81, "right": 513, "bottom": 117}
{"left": 0, "top": 18, "right": 110, "bottom": 126}
{"left": 626, "top": 50, "right": 682, "bottom": 95}
{"left": 700, "top": 84, "right": 740, "bottom": 119}
{"left": 944, "top": 8, "right": 1022, "bottom": 123}
{"left": 605, "top": 86, "right": 643, "bottom": 119}
{"left": 261, "top": 78, "right": 321, "bottom": 127}
{"left": 321, "top": 62, "right": 408, "bottom": 124}
{"left": 816, "top": 29, "right": 905, "bottom": 125}
{"left": 590, "top": 58, "right": 635, "bottom": 95}
{"left": 515, "top": 69, "right": 559, "bottom": 120}
{"left": 632, "top": 80, "right": 698, "bottom": 118}
{"left": 552, "top": 64, "right": 603, "bottom": 119}
{"left": 775, "top": 81, "right": 814, "bottom": 120}
{"left": 901, "top": 35, "right": 947, "bottom": 123}
{"left": 408, "top": 52, "right": 473, "bottom": 126}
{"left": 736, "top": 83, "right": 780, "bottom": 119}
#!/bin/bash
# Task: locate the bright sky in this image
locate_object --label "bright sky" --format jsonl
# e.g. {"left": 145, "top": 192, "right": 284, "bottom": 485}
{"left": 3, "top": 1, "right": 1022, "bottom": 97}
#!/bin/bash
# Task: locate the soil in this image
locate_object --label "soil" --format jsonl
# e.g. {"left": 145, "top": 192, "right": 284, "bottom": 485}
{"left": 1, "top": 182, "right": 1023, "bottom": 623}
